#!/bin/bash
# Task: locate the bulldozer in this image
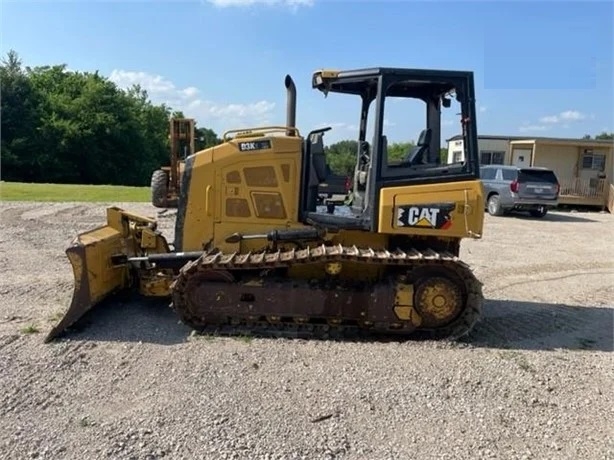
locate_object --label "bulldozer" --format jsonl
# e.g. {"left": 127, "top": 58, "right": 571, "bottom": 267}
{"left": 46, "top": 67, "right": 485, "bottom": 343}
{"left": 150, "top": 117, "right": 195, "bottom": 208}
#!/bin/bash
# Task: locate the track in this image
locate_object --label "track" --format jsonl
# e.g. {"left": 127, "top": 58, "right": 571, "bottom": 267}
{"left": 170, "top": 244, "right": 484, "bottom": 341}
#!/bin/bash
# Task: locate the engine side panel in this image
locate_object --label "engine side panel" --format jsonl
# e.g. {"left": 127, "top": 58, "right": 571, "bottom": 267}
{"left": 175, "top": 135, "right": 305, "bottom": 253}
{"left": 377, "top": 180, "right": 484, "bottom": 239}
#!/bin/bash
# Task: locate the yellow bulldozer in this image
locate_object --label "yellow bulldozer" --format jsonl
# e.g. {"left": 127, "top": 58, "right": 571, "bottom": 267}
{"left": 150, "top": 117, "right": 195, "bottom": 208}
{"left": 46, "top": 67, "right": 485, "bottom": 343}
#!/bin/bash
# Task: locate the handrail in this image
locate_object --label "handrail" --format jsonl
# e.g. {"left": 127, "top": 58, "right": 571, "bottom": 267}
{"left": 559, "top": 177, "right": 607, "bottom": 198}
{"left": 222, "top": 126, "right": 301, "bottom": 141}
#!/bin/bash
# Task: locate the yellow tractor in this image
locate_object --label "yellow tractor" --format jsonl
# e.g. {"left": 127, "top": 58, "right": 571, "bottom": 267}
{"left": 46, "top": 67, "right": 485, "bottom": 342}
{"left": 150, "top": 117, "right": 195, "bottom": 208}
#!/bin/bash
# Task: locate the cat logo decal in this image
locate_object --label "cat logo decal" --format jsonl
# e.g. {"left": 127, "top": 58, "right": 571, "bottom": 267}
{"left": 396, "top": 203, "right": 455, "bottom": 230}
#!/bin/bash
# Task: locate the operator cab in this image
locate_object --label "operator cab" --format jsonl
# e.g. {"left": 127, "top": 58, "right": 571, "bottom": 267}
{"left": 298, "top": 67, "right": 480, "bottom": 232}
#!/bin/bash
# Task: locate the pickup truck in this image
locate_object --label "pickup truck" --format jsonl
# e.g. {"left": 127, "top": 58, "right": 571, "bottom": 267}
{"left": 317, "top": 166, "right": 351, "bottom": 202}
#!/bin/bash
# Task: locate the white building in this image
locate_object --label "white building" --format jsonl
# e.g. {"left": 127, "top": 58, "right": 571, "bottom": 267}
{"left": 445, "top": 134, "right": 614, "bottom": 210}
{"left": 446, "top": 134, "right": 524, "bottom": 165}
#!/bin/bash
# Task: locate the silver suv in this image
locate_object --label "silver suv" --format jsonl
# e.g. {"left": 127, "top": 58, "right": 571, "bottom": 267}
{"left": 480, "top": 165, "right": 560, "bottom": 218}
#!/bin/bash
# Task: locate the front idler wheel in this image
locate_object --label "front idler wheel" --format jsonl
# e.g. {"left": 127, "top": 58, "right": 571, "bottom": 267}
{"left": 173, "top": 269, "right": 235, "bottom": 330}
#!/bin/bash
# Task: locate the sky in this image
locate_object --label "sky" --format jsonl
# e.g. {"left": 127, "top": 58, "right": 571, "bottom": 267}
{"left": 1, "top": 0, "right": 613, "bottom": 145}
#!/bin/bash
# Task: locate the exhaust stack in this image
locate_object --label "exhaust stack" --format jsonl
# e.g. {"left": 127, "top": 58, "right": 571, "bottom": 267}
{"left": 284, "top": 74, "right": 296, "bottom": 134}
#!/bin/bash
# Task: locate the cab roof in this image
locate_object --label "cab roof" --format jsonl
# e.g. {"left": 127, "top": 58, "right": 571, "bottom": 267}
{"left": 311, "top": 67, "right": 473, "bottom": 98}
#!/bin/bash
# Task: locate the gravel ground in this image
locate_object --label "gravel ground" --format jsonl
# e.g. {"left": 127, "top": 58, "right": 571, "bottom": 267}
{"left": 0, "top": 201, "right": 613, "bottom": 460}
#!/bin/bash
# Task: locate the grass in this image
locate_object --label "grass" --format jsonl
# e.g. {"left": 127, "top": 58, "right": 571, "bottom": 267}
{"left": 20, "top": 324, "right": 40, "bottom": 334}
{"left": 47, "top": 311, "right": 64, "bottom": 323}
{"left": 234, "top": 334, "right": 253, "bottom": 344}
{"left": 0, "top": 181, "right": 150, "bottom": 203}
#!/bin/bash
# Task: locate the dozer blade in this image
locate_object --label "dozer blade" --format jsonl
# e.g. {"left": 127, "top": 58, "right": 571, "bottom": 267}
{"left": 45, "top": 222, "right": 130, "bottom": 342}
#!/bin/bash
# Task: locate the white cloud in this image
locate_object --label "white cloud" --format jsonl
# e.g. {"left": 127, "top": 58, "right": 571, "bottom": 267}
{"left": 518, "top": 124, "right": 548, "bottom": 133}
{"left": 109, "top": 69, "right": 276, "bottom": 131}
{"left": 539, "top": 115, "right": 559, "bottom": 123}
{"left": 479, "top": 106, "right": 487, "bottom": 113}
{"left": 182, "top": 87, "right": 199, "bottom": 98}
{"left": 206, "top": 0, "right": 314, "bottom": 9}
{"left": 316, "top": 118, "right": 394, "bottom": 132}
{"left": 383, "top": 119, "right": 396, "bottom": 127}
{"left": 560, "top": 110, "right": 586, "bottom": 121}
{"left": 539, "top": 110, "right": 587, "bottom": 124}
{"left": 316, "top": 122, "right": 358, "bottom": 131}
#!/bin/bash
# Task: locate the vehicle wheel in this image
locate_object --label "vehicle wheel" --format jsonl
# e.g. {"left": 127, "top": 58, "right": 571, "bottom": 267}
{"left": 151, "top": 169, "right": 169, "bottom": 208}
{"left": 487, "top": 194, "right": 504, "bottom": 216}
{"left": 529, "top": 206, "right": 547, "bottom": 218}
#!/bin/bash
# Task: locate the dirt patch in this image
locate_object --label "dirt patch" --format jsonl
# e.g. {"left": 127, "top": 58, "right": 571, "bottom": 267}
{"left": 0, "top": 201, "right": 612, "bottom": 459}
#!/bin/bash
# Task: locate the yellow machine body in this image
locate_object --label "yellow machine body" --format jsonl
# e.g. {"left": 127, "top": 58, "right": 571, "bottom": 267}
{"left": 175, "top": 130, "right": 483, "bottom": 252}
{"left": 178, "top": 130, "right": 306, "bottom": 255}
{"left": 47, "top": 67, "right": 486, "bottom": 342}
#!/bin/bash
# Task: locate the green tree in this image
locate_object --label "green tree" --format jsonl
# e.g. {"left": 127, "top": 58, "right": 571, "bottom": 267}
{"left": 324, "top": 140, "right": 358, "bottom": 176}
{"left": 0, "top": 50, "right": 222, "bottom": 186}
{"left": 439, "top": 148, "right": 447, "bottom": 163}
{"left": 195, "top": 126, "right": 222, "bottom": 151}
{"left": 124, "top": 83, "right": 173, "bottom": 183}
{"left": 0, "top": 50, "right": 44, "bottom": 182}
{"left": 323, "top": 139, "right": 447, "bottom": 176}
{"left": 24, "top": 64, "right": 153, "bottom": 185}
{"left": 582, "top": 132, "right": 613, "bottom": 140}
{"left": 595, "top": 132, "right": 613, "bottom": 140}
{"left": 387, "top": 142, "right": 413, "bottom": 161}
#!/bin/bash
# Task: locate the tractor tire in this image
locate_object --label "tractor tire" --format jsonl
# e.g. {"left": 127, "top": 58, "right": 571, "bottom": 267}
{"left": 151, "top": 169, "right": 169, "bottom": 208}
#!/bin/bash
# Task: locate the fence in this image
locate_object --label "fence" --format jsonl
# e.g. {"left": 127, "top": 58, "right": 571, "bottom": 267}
{"left": 559, "top": 177, "right": 607, "bottom": 199}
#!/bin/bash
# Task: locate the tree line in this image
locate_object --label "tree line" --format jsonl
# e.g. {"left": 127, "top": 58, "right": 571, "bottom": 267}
{"left": 325, "top": 140, "right": 449, "bottom": 177}
{"left": 0, "top": 50, "right": 420, "bottom": 185}
{"left": 1, "top": 50, "right": 221, "bottom": 186}
{"left": 2, "top": 50, "right": 611, "bottom": 186}
{"left": 582, "top": 132, "right": 613, "bottom": 140}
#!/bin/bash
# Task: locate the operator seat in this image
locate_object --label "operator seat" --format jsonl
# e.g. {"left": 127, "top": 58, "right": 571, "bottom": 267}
{"left": 304, "top": 131, "right": 370, "bottom": 231}
{"left": 309, "top": 132, "right": 329, "bottom": 183}
{"left": 302, "top": 131, "right": 331, "bottom": 214}
{"left": 404, "top": 128, "right": 432, "bottom": 164}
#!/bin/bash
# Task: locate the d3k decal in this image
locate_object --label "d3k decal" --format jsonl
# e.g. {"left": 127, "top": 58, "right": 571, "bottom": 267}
{"left": 396, "top": 203, "right": 455, "bottom": 230}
